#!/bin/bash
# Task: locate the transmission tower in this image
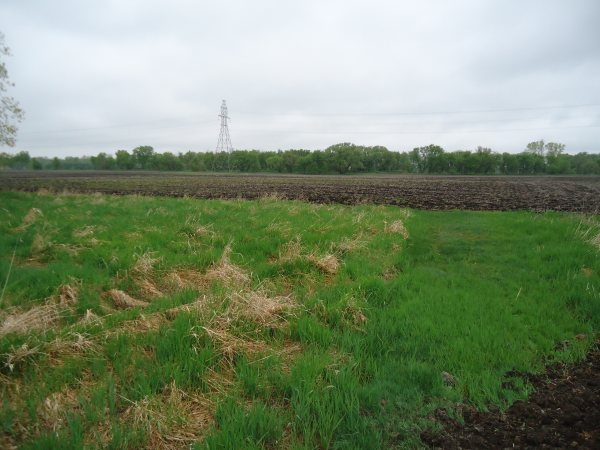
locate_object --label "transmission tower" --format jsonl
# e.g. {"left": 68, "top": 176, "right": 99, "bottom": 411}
{"left": 215, "top": 100, "right": 233, "bottom": 154}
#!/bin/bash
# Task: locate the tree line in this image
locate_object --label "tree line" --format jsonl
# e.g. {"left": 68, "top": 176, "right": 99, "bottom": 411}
{"left": 2, "top": 141, "right": 599, "bottom": 175}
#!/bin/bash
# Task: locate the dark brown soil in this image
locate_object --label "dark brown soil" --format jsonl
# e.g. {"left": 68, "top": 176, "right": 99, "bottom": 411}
{"left": 421, "top": 343, "right": 600, "bottom": 449}
{"left": 1, "top": 171, "right": 600, "bottom": 213}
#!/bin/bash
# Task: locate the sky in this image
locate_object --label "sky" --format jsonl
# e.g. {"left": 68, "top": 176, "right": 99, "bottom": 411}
{"left": 1, "top": 0, "right": 599, "bottom": 158}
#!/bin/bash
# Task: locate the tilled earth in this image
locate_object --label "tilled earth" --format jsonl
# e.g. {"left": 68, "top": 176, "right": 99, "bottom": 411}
{"left": 421, "top": 343, "right": 600, "bottom": 449}
{"left": 1, "top": 171, "right": 600, "bottom": 213}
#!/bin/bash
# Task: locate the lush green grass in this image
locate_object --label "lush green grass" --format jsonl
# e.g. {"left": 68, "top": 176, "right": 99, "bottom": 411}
{"left": 0, "top": 191, "right": 599, "bottom": 449}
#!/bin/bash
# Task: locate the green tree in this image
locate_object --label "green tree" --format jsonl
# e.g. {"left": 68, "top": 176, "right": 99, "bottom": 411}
{"left": 525, "top": 140, "right": 545, "bottom": 156}
{"left": 1, "top": 32, "right": 24, "bottom": 147}
{"left": 115, "top": 150, "right": 134, "bottom": 170}
{"left": 31, "top": 158, "right": 42, "bottom": 170}
{"left": 51, "top": 157, "right": 61, "bottom": 170}
{"left": 266, "top": 155, "right": 283, "bottom": 172}
{"left": 9, "top": 150, "right": 30, "bottom": 169}
{"left": 132, "top": 145, "right": 154, "bottom": 169}
{"left": 90, "top": 152, "right": 116, "bottom": 170}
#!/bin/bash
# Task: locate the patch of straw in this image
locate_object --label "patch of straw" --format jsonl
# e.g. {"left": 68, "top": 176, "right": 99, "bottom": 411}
{"left": 261, "top": 192, "right": 286, "bottom": 202}
{"left": 309, "top": 253, "right": 340, "bottom": 275}
{"left": 336, "top": 233, "right": 368, "bottom": 253}
{"left": 131, "top": 250, "right": 162, "bottom": 275}
{"left": 278, "top": 235, "right": 303, "bottom": 262}
{"left": 205, "top": 243, "right": 249, "bottom": 288}
{"left": 121, "top": 381, "right": 213, "bottom": 450}
{"left": 0, "top": 303, "right": 63, "bottom": 337}
{"left": 231, "top": 290, "right": 296, "bottom": 327}
{"left": 31, "top": 232, "right": 53, "bottom": 256}
{"left": 72, "top": 225, "right": 96, "bottom": 238}
{"left": 108, "top": 289, "right": 149, "bottom": 309}
{"left": 13, "top": 208, "right": 44, "bottom": 232}
{"left": 384, "top": 220, "right": 410, "bottom": 239}
{"left": 140, "top": 279, "right": 165, "bottom": 299}
{"left": 58, "top": 283, "right": 78, "bottom": 306}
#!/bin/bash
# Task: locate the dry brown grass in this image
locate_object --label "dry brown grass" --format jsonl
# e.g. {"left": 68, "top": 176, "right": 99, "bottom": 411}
{"left": 384, "top": 219, "right": 410, "bottom": 239}
{"left": 309, "top": 252, "right": 340, "bottom": 275}
{"left": 108, "top": 289, "right": 150, "bottom": 309}
{"left": 140, "top": 279, "right": 165, "bottom": 299}
{"left": 265, "top": 220, "right": 293, "bottom": 237}
{"left": 260, "top": 192, "right": 286, "bottom": 202}
{"left": 0, "top": 303, "right": 64, "bottom": 338}
{"left": 13, "top": 208, "right": 44, "bottom": 232}
{"left": 72, "top": 225, "right": 98, "bottom": 238}
{"left": 120, "top": 381, "right": 214, "bottom": 450}
{"left": 131, "top": 250, "right": 162, "bottom": 275}
{"left": 111, "top": 313, "right": 165, "bottom": 335}
{"left": 278, "top": 235, "right": 303, "bottom": 262}
{"left": 204, "top": 243, "right": 249, "bottom": 288}
{"left": 30, "top": 232, "right": 53, "bottom": 256}
{"left": 336, "top": 233, "right": 368, "bottom": 253}
{"left": 231, "top": 290, "right": 297, "bottom": 327}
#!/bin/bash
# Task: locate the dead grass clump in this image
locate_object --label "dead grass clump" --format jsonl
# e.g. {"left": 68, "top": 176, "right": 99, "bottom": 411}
{"left": 79, "top": 309, "right": 102, "bottom": 326}
{"left": 205, "top": 244, "right": 249, "bottom": 288}
{"left": 384, "top": 220, "right": 410, "bottom": 239}
{"left": 31, "top": 232, "right": 53, "bottom": 256}
{"left": 336, "top": 233, "right": 368, "bottom": 253}
{"left": 309, "top": 253, "right": 340, "bottom": 275}
{"left": 55, "top": 243, "right": 88, "bottom": 257}
{"left": 231, "top": 290, "right": 296, "bottom": 326}
{"left": 265, "top": 220, "right": 293, "bottom": 237}
{"left": 58, "top": 283, "right": 78, "bottom": 306}
{"left": 72, "top": 225, "right": 97, "bottom": 238}
{"left": 139, "top": 279, "right": 165, "bottom": 299}
{"left": 13, "top": 208, "right": 44, "bottom": 232}
{"left": 195, "top": 223, "right": 217, "bottom": 239}
{"left": 111, "top": 313, "right": 164, "bottom": 335}
{"left": 121, "top": 381, "right": 213, "bottom": 450}
{"left": 131, "top": 250, "right": 162, "bottom": 275}
{"left": 108, "top": 289, "right": 149, "bottom": 309}
{"left": 261, "top": 192, "right": 286, "bottom": 202}
{"left": 39, "top": 384, "right": 81, "bottom": 431}
{"left": 45, "top": 333, "right": 100, "bottom": 366}
{"left": 0, "top": 303, "right": 63, "bottom": 337}
{"left": 3, "top": 342, "right": 42, "bottom": 371}
{"left": 278, "top": 235, "right": 303, "bottom": 262}
{"left": 202, "top": 327, "right": 270, "bottom": 360}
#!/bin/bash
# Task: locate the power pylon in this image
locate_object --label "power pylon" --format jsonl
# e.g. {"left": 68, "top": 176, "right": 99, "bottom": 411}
{"left": 215, "top": 100, "right": 233, "bottom": 154}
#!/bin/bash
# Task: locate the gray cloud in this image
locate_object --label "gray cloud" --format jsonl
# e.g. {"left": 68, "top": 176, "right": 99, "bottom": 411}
{"left": 1, "top": 0, "right": 599, "bottom": 158}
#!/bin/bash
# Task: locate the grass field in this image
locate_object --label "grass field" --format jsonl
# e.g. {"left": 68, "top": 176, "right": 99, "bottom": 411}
{"left": 1, "top": 191, "right": 599, "bottom": 449}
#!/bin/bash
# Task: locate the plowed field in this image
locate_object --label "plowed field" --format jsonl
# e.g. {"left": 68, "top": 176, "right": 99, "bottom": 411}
{"left": 1, "top": 171, "right": 599, "bottom": 213}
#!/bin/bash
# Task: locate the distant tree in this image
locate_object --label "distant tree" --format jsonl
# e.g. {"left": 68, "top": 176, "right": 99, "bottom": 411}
{"left": 9, "top": 150, "right": 30, "bottom": 169}
{"left": 266, "top": 155, "right": 283, "bottom": 172}
{"left": 52, "top": 157, "right": 61, "bottom": 170}
{"left": 232, "top": 150, "right": 260, "bottom": 172}
{"left": 544, "top": 142, "right": 565, "bottom": 158}
{"left": 132, "top": 145, "right": 154, "bottom": 169}
{"left": 31, "top": 158, "right": 42, "bottom": 170}
{"left": 115, "top": 150, "right": 134, "bottom": 169}
{"left": 91, "top": 152, "right": 116, "bottom": 170}
{"left": 525, "top": 140, "right": 546, "bottom": 156}
{"left": 409, "top": 148, "right": 424, "bottom": 173}
{"left": 0, "top": 32, "right": 24, "bottom": 147}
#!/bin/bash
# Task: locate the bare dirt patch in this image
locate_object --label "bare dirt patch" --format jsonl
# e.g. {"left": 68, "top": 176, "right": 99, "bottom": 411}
{"left": 421, "top": 342, "right": 600, "bottom": 449}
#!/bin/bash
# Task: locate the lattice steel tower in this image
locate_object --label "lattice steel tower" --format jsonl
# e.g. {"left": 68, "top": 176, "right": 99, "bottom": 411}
{"left": 215, "top": 100, "right": 233, "bottom": 153}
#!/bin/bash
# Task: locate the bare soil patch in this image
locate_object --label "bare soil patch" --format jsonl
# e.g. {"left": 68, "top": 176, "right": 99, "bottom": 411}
{"left": 1, "top": 172, "right": 600, "bottom": 212}
{"left": 421, "top": 342, "right": 600, "bottom": 449}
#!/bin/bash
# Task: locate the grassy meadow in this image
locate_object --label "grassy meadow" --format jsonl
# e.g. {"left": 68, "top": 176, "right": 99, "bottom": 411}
{"left": 0, "top": 190, "right": 599, "bottom": 449}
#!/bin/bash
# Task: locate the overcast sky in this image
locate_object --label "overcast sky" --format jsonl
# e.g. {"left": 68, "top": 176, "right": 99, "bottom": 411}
{"left": 1, "top": 0, "right": 599, "bottom": 158}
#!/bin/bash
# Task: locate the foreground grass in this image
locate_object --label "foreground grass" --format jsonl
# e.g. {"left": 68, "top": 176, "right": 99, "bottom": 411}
{"left": 0, "top": 191, "right": 599, "bottom": 449}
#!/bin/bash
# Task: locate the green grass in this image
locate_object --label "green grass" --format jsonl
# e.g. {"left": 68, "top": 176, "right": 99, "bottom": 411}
{"left": 0, "top": 191, "right": 599, "bottom": 449}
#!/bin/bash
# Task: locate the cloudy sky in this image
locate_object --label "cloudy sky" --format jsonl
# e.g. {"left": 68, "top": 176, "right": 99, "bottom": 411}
{"left": 1, "top": 0, "right": 599, "bottom": 158}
